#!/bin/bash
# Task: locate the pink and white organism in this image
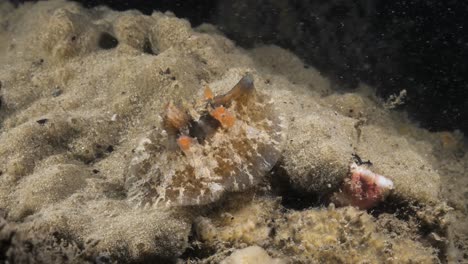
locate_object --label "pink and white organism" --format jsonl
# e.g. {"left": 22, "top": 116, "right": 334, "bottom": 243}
{"left": 332, "top": 162, "right": 394, "bottom": 210}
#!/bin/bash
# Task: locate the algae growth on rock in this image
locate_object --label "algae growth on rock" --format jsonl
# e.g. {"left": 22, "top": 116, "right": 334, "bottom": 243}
{"left": 0, "top": 0, "right": 464, "bottom": 262}
{"left": 126, "top": 74, "right": 283, "bottom": 206}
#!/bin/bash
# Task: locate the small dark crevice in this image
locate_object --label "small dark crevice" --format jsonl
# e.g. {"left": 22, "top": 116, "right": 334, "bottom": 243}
{"left": 79, "top": 145, "right": 114, "bottom": 165}
{"left": 268, "top": 163, "right": 322, "bottom": 210}
{"left": 98, "top": 32, "right": 119, "bottom": 50}
{"left": 32, "top": 58, "right": 44, "bottom": 67}
{"left": 368, "top": 195, "right": 416, "bottom": 221}
{"left": 94, "top": 254, "right": 111, "bottom": 264}
{"left": 106, "top": 145, "right": 114, "bottom": 153}
{"left": 179, "top": 227, "right": 216, "bottom": 263}
{"left": 75, "top": 152, "right": 105, "bottom": 166}
{"left": 179, "top": 247, "right": 214, "bottom": 263}
{"left": 51, "top": 87, "right": 62, "bottom": 97}
{"left": 142, "top": 38, "right": 156, "bottom": 55}
{"left": 36, "top": 118, "right": 48, "bottom": 125}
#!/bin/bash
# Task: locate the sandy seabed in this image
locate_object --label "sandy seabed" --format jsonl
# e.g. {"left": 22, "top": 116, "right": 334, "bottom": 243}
{"left": 0, "top": 1, "right": 467, "bottom": 263}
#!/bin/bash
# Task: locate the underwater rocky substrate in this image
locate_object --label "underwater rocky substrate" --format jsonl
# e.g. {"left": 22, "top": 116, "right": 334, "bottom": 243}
{"left": 0, "top": 0, "right": 465, "bottom": 263}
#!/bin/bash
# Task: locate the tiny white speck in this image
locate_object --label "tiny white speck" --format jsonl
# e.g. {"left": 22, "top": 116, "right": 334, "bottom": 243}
{"left": 209, "top": 183, "right": 224, "bottom": 193}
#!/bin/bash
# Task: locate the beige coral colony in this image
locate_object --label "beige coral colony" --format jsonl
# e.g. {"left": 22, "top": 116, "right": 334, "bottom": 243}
{"left": 0, "top": 1, "right": 463, "bottom": 263}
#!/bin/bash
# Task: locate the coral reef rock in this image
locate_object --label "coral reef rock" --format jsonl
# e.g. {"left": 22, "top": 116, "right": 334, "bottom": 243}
{"left": 194, "top": 197, "right": 439, "bottom": 263}
{"left": 0, "top": 0, "right": 463, "bottom": 262}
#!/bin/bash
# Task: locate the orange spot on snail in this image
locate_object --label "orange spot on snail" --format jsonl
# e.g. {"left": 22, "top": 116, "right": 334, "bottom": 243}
{"left": 177, "top": 135, "right": 195, "bottom": 152}
{"left": 210, "top": 106, "right": 236, "bottom": 128}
